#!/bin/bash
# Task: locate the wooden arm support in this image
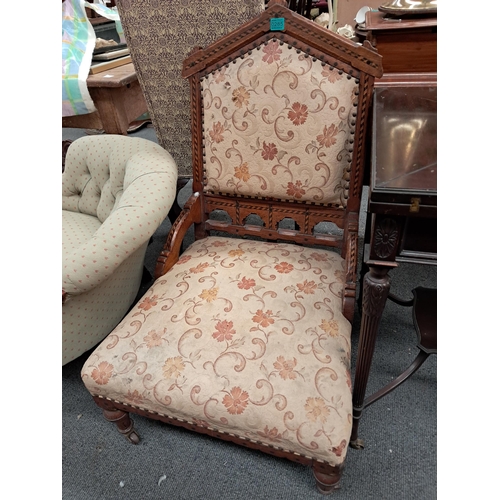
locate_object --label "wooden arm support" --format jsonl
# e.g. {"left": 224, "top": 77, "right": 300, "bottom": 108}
{"left": 154, "top": 192, "right": 203, "bottom": 279}
{"left": 342, "top": 213, "right": 359, "bottom": 322}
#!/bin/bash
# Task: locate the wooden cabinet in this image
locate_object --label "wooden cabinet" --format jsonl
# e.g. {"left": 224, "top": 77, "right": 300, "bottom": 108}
{"left": 356, "top": 10, "right": 437, "bottom": 80}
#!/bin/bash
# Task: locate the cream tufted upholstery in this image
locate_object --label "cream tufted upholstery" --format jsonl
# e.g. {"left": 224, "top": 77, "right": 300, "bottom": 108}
{"left": 62, "top": 135, "right": 178, "bottom": 365}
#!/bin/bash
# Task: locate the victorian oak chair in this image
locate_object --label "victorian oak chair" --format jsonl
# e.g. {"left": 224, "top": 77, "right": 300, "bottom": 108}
{"left": 81, "top": 1, "right": 382, "bottom": 492}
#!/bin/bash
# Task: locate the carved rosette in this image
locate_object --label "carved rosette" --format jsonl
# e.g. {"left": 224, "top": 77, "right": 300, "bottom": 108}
{"left": 372, "top": 218, "right": 399, "bottom": 259}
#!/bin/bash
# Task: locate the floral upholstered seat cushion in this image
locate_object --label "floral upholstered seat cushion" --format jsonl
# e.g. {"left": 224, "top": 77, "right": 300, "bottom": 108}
{"left": 82, "top": 236, "right": 353, "bottom": 466}
{"left": 202, "top": 40, "right": 358, "bottom": 207}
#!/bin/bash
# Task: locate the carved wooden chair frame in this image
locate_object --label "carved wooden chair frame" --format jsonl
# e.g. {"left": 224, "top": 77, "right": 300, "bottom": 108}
{"left": 82, "top": 1, "right": 382, "bottom": 493}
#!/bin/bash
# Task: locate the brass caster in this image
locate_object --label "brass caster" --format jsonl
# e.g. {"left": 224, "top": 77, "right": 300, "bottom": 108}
{"left": 349, "top": 437, "right": 365, "bottom": 450}
{"left": 316, "top": 482, "right": 341, "bottom": 495}
{"left": 125, "top": 429, "right": 140, "bottom": 445}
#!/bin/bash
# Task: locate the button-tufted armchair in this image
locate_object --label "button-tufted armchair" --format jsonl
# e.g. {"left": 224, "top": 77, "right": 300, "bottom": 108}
{"left": 62, "top": 135, "right": 178, "bottom": 365}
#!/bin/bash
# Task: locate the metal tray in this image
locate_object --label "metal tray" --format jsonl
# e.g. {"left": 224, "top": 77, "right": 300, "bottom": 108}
{"left": 378, "top": 0, "right": 437, "bottom": 16}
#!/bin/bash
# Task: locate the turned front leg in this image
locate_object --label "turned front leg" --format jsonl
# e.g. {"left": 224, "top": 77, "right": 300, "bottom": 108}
{"left": 350, "top": 264, "right": 392, "bottom": 449}
{"left": 102, "top": 408, "right": 141, "bottom": 444}
{"left": 312, "top": 463, "right": 344, "bottom": 494}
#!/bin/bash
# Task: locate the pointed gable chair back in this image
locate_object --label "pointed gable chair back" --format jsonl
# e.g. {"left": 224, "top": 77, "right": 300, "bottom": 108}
{"left": 81, "top": 1, "right": 382, "bottom": 493}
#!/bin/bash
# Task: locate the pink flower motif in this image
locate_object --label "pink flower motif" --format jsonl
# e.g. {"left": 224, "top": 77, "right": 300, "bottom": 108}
{"left": 310, "top": 252, "right": 328, "bottom": 261}
{"left": 222, "top": 387, "right": 249, "bottom": 415}
{"left": 91, "top": 361, "right": 113, "bottom": 385}
{"left": 212, "top": 320, "right": 236, "bottom": 342}
{"left": 125, "top": 390, "right": 145, "bottom": 405}
{"left": 252, "top": 309, "right": 275, "bottom": 328}
{"left": 305, "top": 397, "right": 330, "bottom": 423}
{"left": 321, "top": 67, "right": 343, "bottom": 83}
{"left": 286, "top": 180, "right": 306, "bottom": 199}
{"left": 144, "top": 329, "right": 165, "bottom": 348}
{"left": 262, "top": 41, "right": 282, "bottom": 64}
{"left": 214, "top": 67, "right": 227, "bottom": 83}
{"left": 193, "top": 418, "right": 211, "bottom": 428}
{"left": 317, "top": 123, "right": 340, "bottom": 148}
{"left": 209, "top": 122, "right": 225, "bottom": 143}
{"left": 257, "top": 426, "right": 283, "bottom": 442}
{"left": 232, "top": 86, "right": 250, "bottom": 108}
{"left": 332, "top": 439, "right": 347, "bottom": 457}
{"left": 237, "top": 277, "right": 256, "bottom": 290}
{"left": 275, "top": 262, "right": 294, "bottom": 274}
{"left": 177, "top": 255, "right": 192, "bottom": 265}
{"left": 296, "top": 280, "right": 318, "bottom": 294}
{"left": 261, "top": 141, "right": 278, "bottom": 161}
{"left": 287, "top": 102, "right": 308, "bottom": 126}
{"left": 274, "top": 356, "right": 298, "bottom": 380}
{"left": 138, "top": 295, "right": 158, "bottom": 311}
{"left": 189, "top": 262, "right": 209, "bottom": 274}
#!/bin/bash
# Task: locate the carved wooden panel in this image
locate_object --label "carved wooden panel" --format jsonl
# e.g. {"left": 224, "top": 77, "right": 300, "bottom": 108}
{"left": 370, "top": 216, "right": 403, "bottom": 261}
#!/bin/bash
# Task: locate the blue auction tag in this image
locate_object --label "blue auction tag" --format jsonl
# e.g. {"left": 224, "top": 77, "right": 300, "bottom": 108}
{"left": 270, "top": 18, "right": 285, "bottom": 31}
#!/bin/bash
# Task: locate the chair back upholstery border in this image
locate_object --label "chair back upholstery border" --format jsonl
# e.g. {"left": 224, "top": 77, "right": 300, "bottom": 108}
{"left": 181, "top": 4, "right": 382, "bottom": 319}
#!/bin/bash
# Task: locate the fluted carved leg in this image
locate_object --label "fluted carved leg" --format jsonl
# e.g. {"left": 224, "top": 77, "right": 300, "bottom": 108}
{"left": 102, "top": 408, "right": 141, "bottom": 445}
{"left": 350, "top": 264, "right": 391, "bottom": 449}
{"left": 312, "top": 464, "right": 343, "bottom": 494}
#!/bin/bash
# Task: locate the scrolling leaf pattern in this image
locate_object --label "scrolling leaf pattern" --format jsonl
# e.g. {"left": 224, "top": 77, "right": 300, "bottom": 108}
{"left": 201, "top": 40, "right": 359, "bottom": 207}
{"left": 82, "top": 236, "right": 353, "bottom": 466}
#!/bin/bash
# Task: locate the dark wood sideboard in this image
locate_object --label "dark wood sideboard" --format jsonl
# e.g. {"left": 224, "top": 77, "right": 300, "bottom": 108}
{"left": 349, "top": 10, "right": 437, "bottom": 448}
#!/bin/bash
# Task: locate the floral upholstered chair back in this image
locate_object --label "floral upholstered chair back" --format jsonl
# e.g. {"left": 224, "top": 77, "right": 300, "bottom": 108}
{"left": 182, "top": 4, "right": 383, "bottom": 319}
{"left": 202, "top": 39, "right": 358, "bottom": 208}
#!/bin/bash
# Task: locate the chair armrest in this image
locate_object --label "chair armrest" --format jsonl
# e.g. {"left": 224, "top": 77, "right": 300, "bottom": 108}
{"left": 342, "top": 212, "right": 359, "bottom": 322}
{"left": 63, "top": 163, "right": 177, "bottom": 299}
{"left": 154, "top": 192, "right": 203, "bottom": 279}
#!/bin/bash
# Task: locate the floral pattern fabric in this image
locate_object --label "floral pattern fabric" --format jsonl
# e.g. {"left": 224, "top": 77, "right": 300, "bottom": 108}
{"left": 82, "top": 236, "right": 353, "bottom": 466}
{"left": 202, "top": 41, "right": 359, "bottom": 206}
